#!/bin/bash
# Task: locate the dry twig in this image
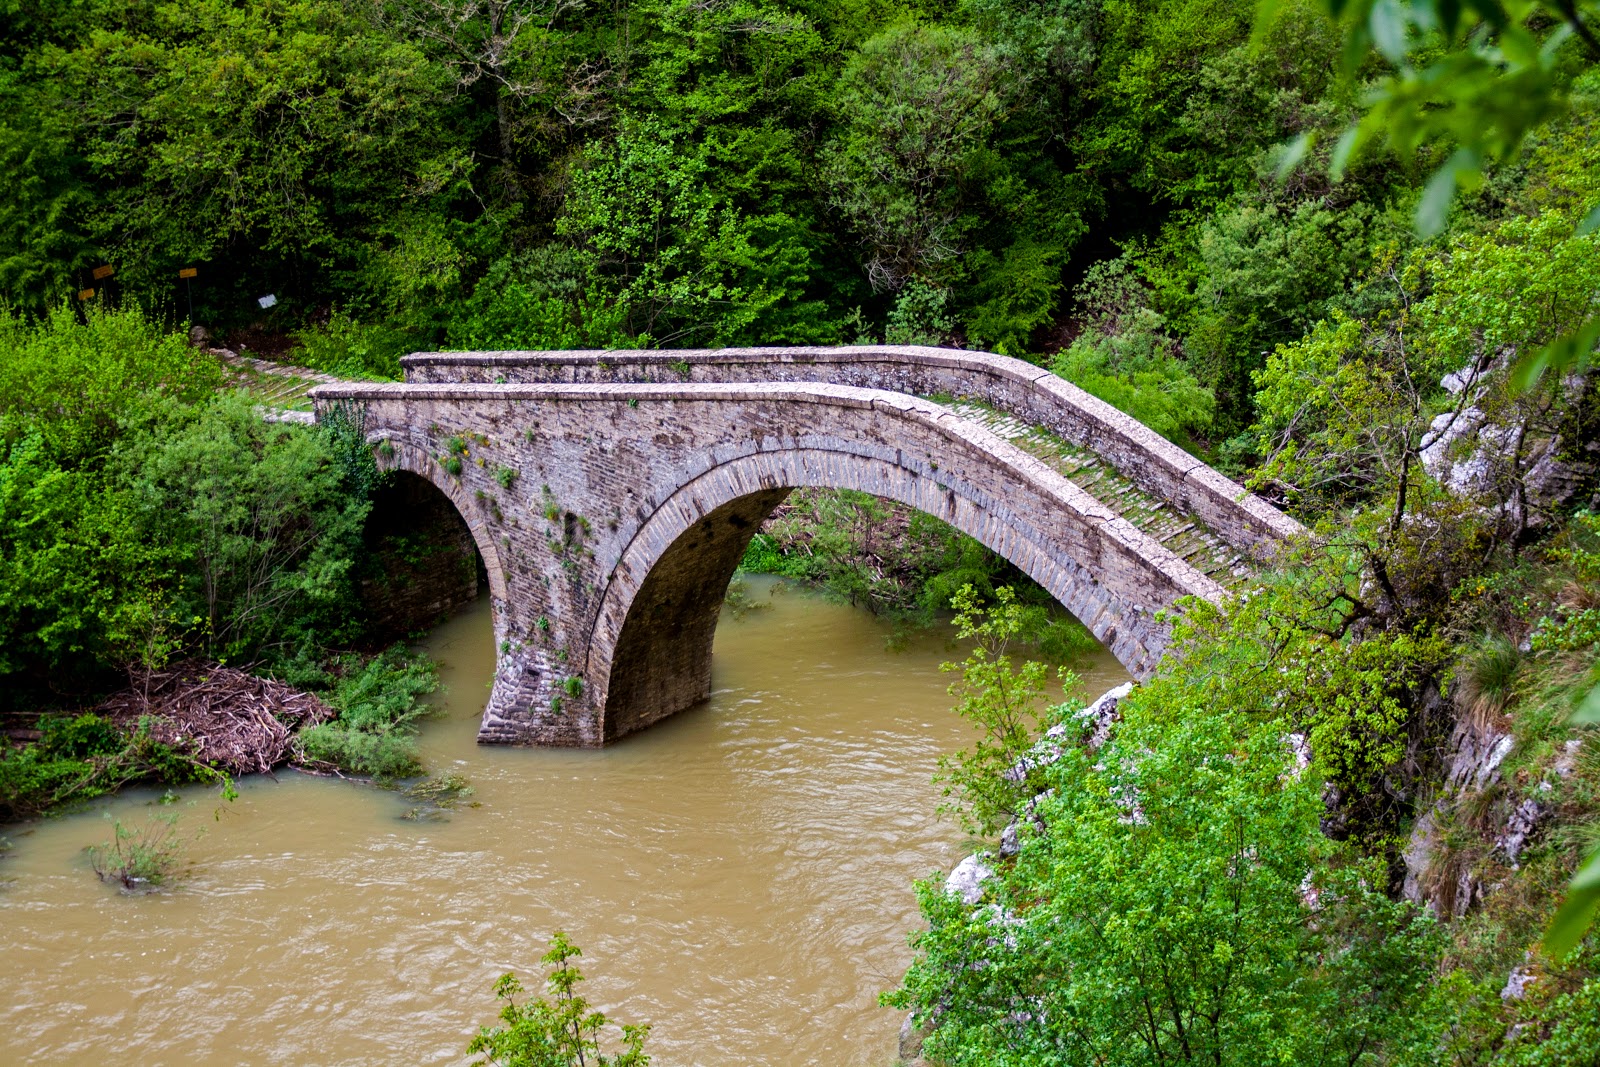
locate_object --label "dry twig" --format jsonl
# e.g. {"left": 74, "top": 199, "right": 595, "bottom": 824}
{"left": 99, "top": 663, "right": 335, "bottom": 776}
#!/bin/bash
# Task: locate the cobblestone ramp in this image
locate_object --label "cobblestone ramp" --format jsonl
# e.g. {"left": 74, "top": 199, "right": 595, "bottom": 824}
{"left": 220, "top": 353, "right": 343, "bottom": 412}
{"left": 943, "top": 400, "right": 1252, "bottom": 589}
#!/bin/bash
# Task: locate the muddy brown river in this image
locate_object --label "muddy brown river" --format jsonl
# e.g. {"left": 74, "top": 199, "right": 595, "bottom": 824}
{"left": 0, "top": 577, "right": 1129, "bottom": 1065}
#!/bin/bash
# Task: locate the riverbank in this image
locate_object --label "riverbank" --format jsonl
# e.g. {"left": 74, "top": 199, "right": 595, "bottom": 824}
{"left": 0, "top": 647, "right": 440, "bottom": 823}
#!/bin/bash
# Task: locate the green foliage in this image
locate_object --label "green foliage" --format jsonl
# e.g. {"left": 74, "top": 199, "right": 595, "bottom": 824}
{"left": 822, "top": 23, "right": 1011, "bottom": 292}
{"left": 118, "top": 393, "right": 372, "bottom": 661}
{"left": 1051, "top": 328, "right": 1215, "bottom": 443}
{"left": 1155, "top": 571, "right": 1455, "bottom": 835}
{"left": 936, "top": 585, "right": 1069, "bottom": 834}
{"left": 0, "top": 432, "right": 160, "bottom": 681}
{"left": 0, "top": 715, "right": 229, "bottom": 822}
{"left": 884, "top": 279, "right": 954, "bottom": 347}
{"left": 1268, "top": 0, "right": 1600, "bottom": 236}
{"left": 295, "top": 647, "right": 438, "bottom": 779}
{"left": 33, "top": 0, "right": 464, "bottom": 306}
{"left": 87, "top": 811, "right": 188, "bottom": 891}
{"left": 291, "top": 311, "right": 413, "bottom": 381}
{"left": 468, "top": 932, "right": 650, "bottom": 1067}
{"left": 37, "top": 713, "right": 122, "bottom": 760}
{"left": 1049, "top": 258, "right": 1217, "bottom": 442}
{"left": 0, "top": 304, "right": 219, "bottom": 461}
{"left": 962, "top": 240, "right": 1063, "bottom": 354}
{"left": 1544, "top": 847, "right": 1600, "bottom": 960}
{"left": 894, "top": 699, "right": 1442, "bottom": 1066}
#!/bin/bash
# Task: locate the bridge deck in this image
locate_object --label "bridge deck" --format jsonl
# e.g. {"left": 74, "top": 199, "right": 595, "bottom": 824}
{"left": 219, "top": 353, "right": 343, "bottom": 411}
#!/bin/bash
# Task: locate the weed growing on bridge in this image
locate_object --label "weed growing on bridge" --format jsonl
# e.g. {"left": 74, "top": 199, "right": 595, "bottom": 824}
{"left": 494, "top": 466, "right": 517, "bottom": 490}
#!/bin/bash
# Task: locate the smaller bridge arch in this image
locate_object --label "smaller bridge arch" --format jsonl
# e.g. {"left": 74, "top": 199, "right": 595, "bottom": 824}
{"left": 368, "top": 438, "right": 510, "bottom": 605}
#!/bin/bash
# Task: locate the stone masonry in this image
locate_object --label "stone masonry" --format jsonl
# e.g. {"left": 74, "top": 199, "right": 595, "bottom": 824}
{"left": 310, "top": 347, "right": 1303, "bottom": 747}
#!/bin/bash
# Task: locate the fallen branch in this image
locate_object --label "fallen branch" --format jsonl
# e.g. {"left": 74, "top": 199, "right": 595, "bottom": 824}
{"left": 99, "top": 662, "right": 336, "bottom": 776}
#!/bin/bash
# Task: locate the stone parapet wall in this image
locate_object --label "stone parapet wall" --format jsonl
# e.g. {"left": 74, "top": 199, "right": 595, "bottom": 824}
{"left": 402, "top": 345, "right": 1303, "bottom": 556}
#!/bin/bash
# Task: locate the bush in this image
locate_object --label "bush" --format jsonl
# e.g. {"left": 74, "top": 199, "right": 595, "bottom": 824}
{"left": 894, "top": 694, "right": 1443, "bottom": 1067}
{"left": 291, "top": 309, "right": 414, "bottom": 381}
{"left": 116, "top": 393, "right": 373, "bottom": 661}
{"left": 295, "top": 647, "right": 438, "bottom": 779}
{"left": 87, "top": 811, "right": 188, "bottom": 891}
{"left": 468, "top": 933, "right": 650, "bottom": 1067}
{"left": 1050, "top": 322, "right": 1215, "bottom": 445}
{"left": 934, "top": 585, "right": 1072, "bottom": 834}
{"left": 0, "top": 304, "right": 220, "bottom": 463}
{"left": 0, "top": 745, "right": 98, "bottom": 821}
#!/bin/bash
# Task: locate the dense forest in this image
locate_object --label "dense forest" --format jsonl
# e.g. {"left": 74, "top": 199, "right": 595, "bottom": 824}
{"left": 8, "top": 0, "right": 1551, "bottom": 450}
{"left": 4, "top": 0, "right": 1600, "bottom": 1061}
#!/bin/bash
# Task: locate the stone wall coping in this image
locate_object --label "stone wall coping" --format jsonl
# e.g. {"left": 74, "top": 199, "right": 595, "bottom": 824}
{"left": 310, "top": 378, "right": 1227, "bottom": 606}
{"left": 396, "top": 345, "right": 1305, "bottom": 549}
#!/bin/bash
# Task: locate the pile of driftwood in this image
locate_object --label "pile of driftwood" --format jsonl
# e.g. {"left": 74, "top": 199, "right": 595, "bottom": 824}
{"left": 99, "top": 663, "right": 336, "bottom": 776}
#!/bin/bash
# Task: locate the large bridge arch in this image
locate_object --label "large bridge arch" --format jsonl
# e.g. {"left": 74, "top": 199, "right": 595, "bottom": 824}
{"left": 589, "top": 447, "right": 1182, "bottom": 741}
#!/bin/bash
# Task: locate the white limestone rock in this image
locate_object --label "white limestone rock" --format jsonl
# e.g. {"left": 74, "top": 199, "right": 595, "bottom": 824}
{"left": 1075, "top": 681, "right": 1134, "bottom": 750}
{"left": 945, "top": 853, "right": 994, "bottom": 905}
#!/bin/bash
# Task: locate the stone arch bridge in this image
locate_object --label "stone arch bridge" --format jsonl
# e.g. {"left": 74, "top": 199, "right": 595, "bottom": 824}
{"left": 309, "top": 346, "right": 1302, "bottom": 747}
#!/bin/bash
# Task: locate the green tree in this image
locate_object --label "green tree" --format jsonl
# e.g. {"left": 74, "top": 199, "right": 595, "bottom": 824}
{"left": 469, "top": 933, "right": 650, "bottom": 1067}
{"left": 35, "top": 0, "right": 467, "bottom": 306}
{"left": 117, "top": 394, "right": 371, "bottom": 661}
{"left": 0, "top": 435, "right": 159, "bottom": 683}
{"left": 823, "top": 24, "right": 1012, "bottom": 292}
{"left": 893, "top": 700, "right": 1441, "bottom": 1066}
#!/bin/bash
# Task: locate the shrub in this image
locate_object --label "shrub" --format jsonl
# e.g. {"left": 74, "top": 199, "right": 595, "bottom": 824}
{"left": 37, "top": 713, "right": 123, "bottom": 760}
{"left": 87, "top": 812, "right": 188, "bottom": 891}
{"left": 290, "top": 309, "right": 412, "bottom": 380}
{"left": 894, "top": 698, "right": 1443, "bottom": 1067}
{"left": 295, "top": 647, "right": 438, "bottom": 779}
{"left": 468, "top": 933, "right": 650, "bottom": 1067}
{"left": 1050, "top": 321, "right": 1215, "bottom": 444}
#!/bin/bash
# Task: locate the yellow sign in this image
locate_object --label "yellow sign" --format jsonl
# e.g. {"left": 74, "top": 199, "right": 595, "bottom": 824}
{"left": 178, "top": 267, "right": 198, "bottom": 279}
{"left": 78, "top": 288, "right": 95, "bottom": 300}
{"left": 91, "top": 265, "right": 114, "bottom": 280}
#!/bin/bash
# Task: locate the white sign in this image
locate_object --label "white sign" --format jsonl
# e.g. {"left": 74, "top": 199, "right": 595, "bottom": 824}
{"left": 258, "top": 293, "right": 278, "bottom": 309}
